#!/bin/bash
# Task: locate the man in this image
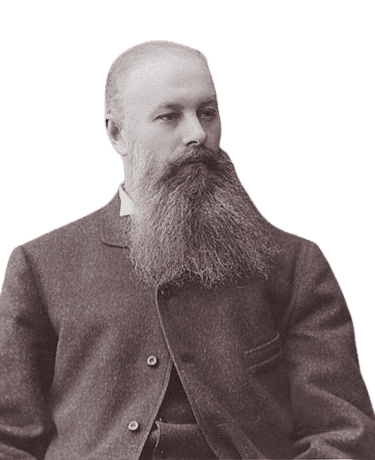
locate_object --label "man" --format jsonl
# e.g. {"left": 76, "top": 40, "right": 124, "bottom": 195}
{"left": 0, "top": 41, "right": 374, "bottom": 459}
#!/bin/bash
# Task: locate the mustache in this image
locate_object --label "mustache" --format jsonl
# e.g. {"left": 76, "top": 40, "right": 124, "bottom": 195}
{"left": 159, "top": 145, "right": 232, "bottom": 185}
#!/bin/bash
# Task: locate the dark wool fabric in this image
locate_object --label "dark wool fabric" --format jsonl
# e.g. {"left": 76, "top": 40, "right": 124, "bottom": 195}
{"left": 141, "top": 421, "right": 217, "bottom": 460}
{"left": 141, "top": 365, "right": 217, "bottom": 459}
{"left": 0, "top": 193, "right": 375, "bottom": 459}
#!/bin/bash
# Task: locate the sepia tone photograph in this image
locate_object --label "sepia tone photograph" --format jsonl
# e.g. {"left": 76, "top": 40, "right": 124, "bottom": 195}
{"left": 0, "top": 2, "right": 374, "bottom": 458}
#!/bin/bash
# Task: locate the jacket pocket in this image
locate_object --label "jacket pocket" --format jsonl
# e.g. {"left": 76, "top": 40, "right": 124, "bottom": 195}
{"left": 243, "top": 332, "right": 283, "bottom": 372}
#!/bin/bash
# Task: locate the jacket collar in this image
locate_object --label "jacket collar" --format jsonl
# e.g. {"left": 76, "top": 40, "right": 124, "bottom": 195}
{"left": 100, "top": 193, "right": 130, "bottom": 248}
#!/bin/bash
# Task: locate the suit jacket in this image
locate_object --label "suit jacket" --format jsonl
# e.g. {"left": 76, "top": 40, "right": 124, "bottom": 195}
{"left": 0, "top": 193, "right": 374, "bottom": 459}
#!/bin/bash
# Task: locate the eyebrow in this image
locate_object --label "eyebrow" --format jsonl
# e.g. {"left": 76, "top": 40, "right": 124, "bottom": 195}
{"left": 151, "top": 95, "right": 218, "bottom": 115}
{"left": 199, "top": 96, "right": 218, "bottom": 107}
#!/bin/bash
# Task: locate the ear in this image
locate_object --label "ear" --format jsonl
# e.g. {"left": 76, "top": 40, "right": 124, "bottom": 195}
{"left": 106, "top": 119, "right": 127, "bottom": 156}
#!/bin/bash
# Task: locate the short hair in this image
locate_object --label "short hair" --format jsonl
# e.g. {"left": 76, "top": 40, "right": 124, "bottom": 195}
{"left": 105, "top": 41, "right": 208, "bottom": 126}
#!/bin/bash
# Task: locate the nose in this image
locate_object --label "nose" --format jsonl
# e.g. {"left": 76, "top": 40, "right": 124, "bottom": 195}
{"left": 182, "top": 114, "right": 207, "bottom": 146}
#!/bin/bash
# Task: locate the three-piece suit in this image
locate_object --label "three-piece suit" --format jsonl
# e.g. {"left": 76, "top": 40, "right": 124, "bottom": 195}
{"left": 0, "top": 193, "right": 374, "bottom": 459}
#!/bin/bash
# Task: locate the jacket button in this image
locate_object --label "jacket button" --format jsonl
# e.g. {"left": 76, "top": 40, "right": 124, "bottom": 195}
{"left": 128, "top": 420, "right": 140, "bottom": 432}
{"left": 147, "top": 355, "right": 158, "bottom": 367}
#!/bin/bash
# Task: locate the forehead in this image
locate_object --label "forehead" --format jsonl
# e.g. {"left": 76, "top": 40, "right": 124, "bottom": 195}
{"left": 117, "top": 52, "right": 216, "bottom": 118}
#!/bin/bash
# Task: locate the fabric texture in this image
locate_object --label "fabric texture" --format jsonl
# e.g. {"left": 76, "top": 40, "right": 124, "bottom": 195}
{"left": 142, "top": 365, "right": 217, "bottom": 459}
{"left": 0, "top": 192, "right": 374, "bottom": 459}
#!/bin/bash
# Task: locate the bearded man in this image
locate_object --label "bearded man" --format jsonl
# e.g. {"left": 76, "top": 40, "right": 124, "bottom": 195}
{"left": 0, "top": 41, "right": 374, "bottom": 460}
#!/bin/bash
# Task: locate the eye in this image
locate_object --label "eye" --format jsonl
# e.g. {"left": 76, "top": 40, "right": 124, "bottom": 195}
{"left": 156, "top": 112, "right": 180, "bottom": 122}
{"left": 198, "top": 109, "right": 217, "bottom": 120}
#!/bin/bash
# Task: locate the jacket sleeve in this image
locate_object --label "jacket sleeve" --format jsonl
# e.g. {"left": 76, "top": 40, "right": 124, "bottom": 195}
{"left": 285, "top": 242, "right": 375, "bottom": 458}
{"left": 0, "top": 246, "right": 56, "bottom": 460}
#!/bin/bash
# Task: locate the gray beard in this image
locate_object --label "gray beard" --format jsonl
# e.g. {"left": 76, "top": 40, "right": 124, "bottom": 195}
{"left": 124, "top": 146, "right": 279, "bottom": 289}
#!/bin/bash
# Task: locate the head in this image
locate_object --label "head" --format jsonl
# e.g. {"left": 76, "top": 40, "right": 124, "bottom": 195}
{"left": 105, "top": 40, "right": 221, "bottom": 193}
{"left": 105, "top": 41, "right": 278, "bottom": 288}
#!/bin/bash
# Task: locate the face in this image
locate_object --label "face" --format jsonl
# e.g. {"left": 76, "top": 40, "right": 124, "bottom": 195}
{"left": 116, "top": 52, "right": 222, "bottom": 185}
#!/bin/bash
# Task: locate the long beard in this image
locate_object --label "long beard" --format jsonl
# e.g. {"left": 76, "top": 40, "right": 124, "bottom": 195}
{"left": 124, "top": 145, "right": 279, "bottom": 289}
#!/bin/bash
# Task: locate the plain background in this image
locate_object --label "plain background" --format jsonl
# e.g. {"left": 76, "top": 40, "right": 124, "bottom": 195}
{"left": 1, "top": 2, "right": 374, "bottom": 404}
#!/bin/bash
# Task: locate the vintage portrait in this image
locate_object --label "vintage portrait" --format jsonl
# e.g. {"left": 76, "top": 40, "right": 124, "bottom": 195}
{"left": 0, "top": 2, "right": 374, "bottom": 459}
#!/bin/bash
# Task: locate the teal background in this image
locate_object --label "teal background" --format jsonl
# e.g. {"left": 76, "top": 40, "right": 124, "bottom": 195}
{"left": 1, "top": 0, "right": 374, "bottom": 403}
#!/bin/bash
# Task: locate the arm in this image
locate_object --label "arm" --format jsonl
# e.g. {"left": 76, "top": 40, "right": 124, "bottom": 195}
{"left": 285, "top": 242, "right": 375, "bottom": 458}
{"left": 0, "top": 247, "right": 56, "bottom": 460}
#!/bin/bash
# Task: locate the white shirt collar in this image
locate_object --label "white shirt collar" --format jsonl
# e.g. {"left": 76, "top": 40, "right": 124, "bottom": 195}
{"left": 119, "top": 184, "right": 134, "bottom": 216}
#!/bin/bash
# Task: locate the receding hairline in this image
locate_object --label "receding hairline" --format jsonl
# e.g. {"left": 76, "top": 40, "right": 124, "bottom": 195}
{"left": 108, "top": 41, "right": 208, "bottom": 80}
{"left": 105, "top": 41, "right": 210, "bottom": 122}
{"left": 115, "top": 40, "right": 206, "bottom": 65}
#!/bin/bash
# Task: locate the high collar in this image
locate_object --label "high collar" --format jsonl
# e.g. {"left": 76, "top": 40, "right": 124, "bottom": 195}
{"left": 100, "top": 193, "right": 130, "bottom": 248}
{"left": 119, "top": 183, "right": 134, "bottom": 216}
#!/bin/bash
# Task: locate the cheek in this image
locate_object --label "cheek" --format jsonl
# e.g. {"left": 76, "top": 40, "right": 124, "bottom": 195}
{"left": 147, "top": 139, "right": 178, "bottom": 164}
{"left": 208, "top": 121, "right": 222, "bottom": 149}
{"left": 138, "top": 135, "right": 163, "bottom": 157}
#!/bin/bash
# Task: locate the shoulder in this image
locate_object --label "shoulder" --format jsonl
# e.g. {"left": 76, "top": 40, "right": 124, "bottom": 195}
{"left": 254, "top": 203, "right": 325, "bottom": 272}
{"left": 268, "top": 223, "right": 335, "bottom": 294}
{"left": 263, "top": 224, "right": 336, "bottom": 330}
{"left": 18, "top": 195, "right": 118, "bottom": 264}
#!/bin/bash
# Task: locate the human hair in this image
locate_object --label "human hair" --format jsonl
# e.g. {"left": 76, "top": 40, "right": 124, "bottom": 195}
{"left": 104, "top": 41, "right": 209, "bottom": 128}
